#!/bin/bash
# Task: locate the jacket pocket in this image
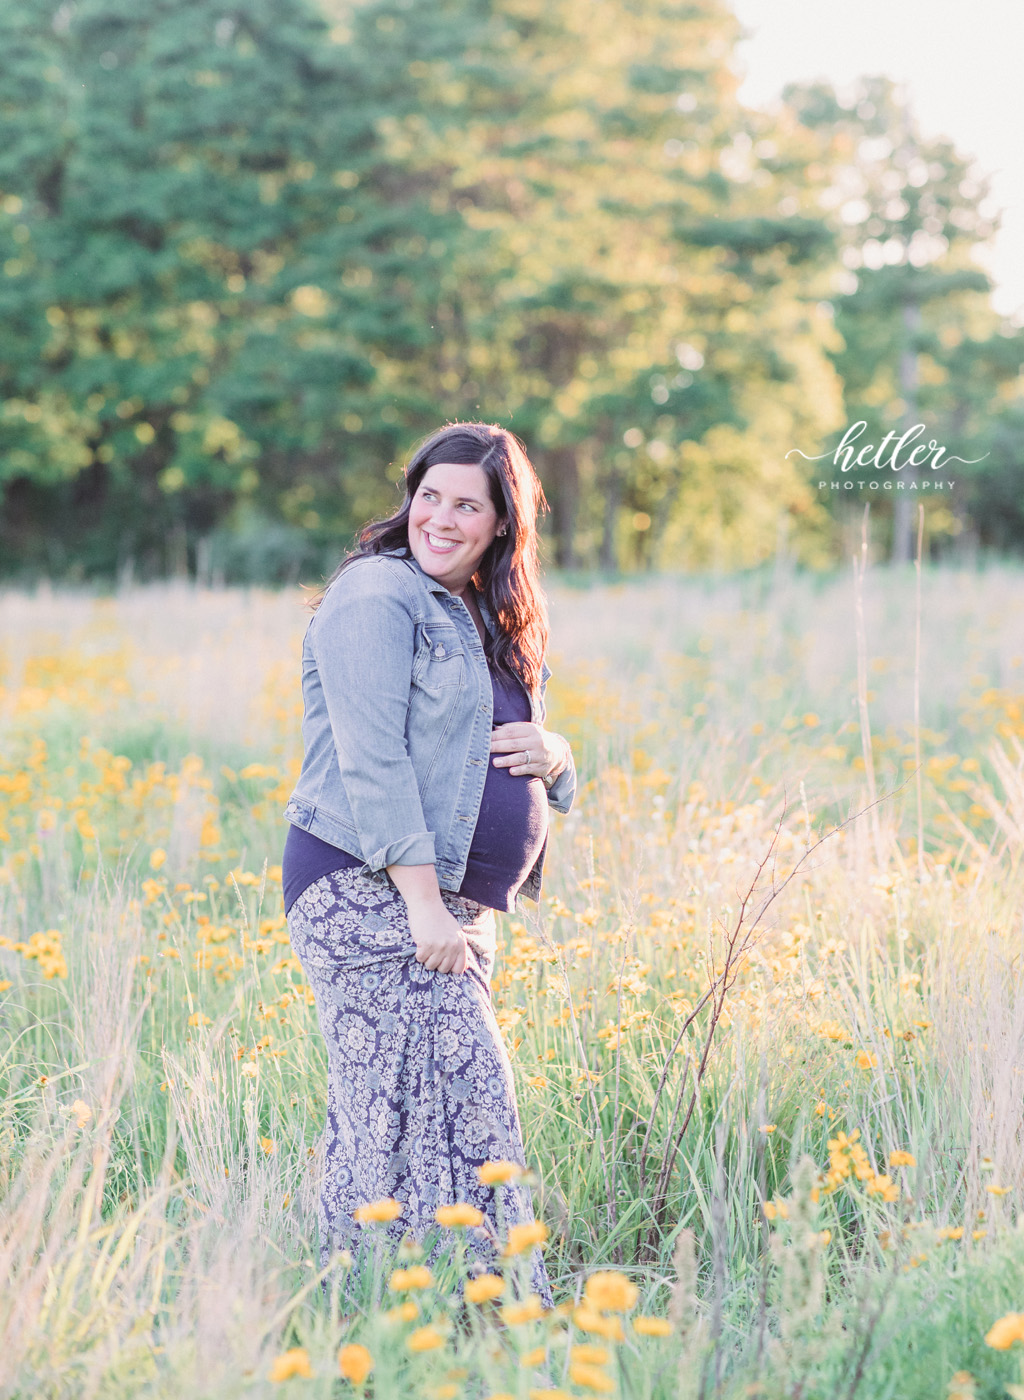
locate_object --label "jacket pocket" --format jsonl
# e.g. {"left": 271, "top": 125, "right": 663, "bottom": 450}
{"left": 412, "top": 622, "right": 465, "bottom": 691}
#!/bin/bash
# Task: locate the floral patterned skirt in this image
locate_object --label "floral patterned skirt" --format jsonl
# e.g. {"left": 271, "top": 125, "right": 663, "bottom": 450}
{"left": 286, "top": 865, "right": 552, "bottom": 1306}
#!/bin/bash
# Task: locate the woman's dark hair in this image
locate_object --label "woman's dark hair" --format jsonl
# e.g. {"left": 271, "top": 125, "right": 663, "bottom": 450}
{"left": 313, "top": 423, "right": 550, "bottom": 695}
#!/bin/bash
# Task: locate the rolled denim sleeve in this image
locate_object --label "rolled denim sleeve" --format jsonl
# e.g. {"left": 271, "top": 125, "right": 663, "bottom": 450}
{"left": 537, "top": 658, "right": 577, "bottom": 815}
{"left": 309, "top": 558, "right": 436, "bottom": 870}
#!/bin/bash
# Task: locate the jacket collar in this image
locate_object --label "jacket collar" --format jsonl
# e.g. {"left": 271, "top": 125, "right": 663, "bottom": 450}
{"left": 381, "top": 548, "right": 497, "bottom": 639}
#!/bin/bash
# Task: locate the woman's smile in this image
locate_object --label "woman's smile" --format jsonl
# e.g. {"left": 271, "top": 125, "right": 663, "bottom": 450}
{"left": 423, "top": 531, "right": 460, "bottom": 553}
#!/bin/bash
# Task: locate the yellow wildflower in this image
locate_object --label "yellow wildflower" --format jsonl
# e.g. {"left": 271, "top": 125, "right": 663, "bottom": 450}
{"left": 478, "top": 1160, "right": 524, "bottom": 1185}
{"left": 889, "top": 1150, "right": 916, "bottom": 1168}
{"left": 385, "top": 1300, "right": 419, "bottom": 1323}
{"left": 633, "top": 1315, "right": 673, "bottom": 1337}
{"left": 337, "top": 1343, "right": 373, "bottom": 1384}
{"left": 570, "top": 1345, "right": 610, "bottom": 1364}
{"left": 260, "top": 1137, "right": 275, "bottom": 1155}
{"left": 389, "top": 1265, "right": 433, "bottom": 1291}
{"left": 520, "top": 1346, "right": 546, "bottom": 1367}
{"left": 569, "top": 1362, "right": 615, "bottom": 1392}
{"left": 855, "top": 1051, "right": 878, "bottom": 1069}
{"left": 573, "top": 1305, "right": 625, "bottom": 1341}
{"left": 70, "top": 1099, "right": 92, "bottom": 1128}
{"left": 985, "top": 1313, "right": 1024, "bottom": 1349}
{"left": 501, "top": 1294, "right": 544, "bottom": 1326}
{"left": 149, "top": 848, "right": 167, "bottom": 871}
{"left": 583, "top": 1270, "right": 638, "bottom": 1312}
{"left": 465, "top": 1274, "right": 505, "bottom": 1304}
{"left": 435, "top": 1203, "right": 485, "bottom": 1228}
{"left": 407, "top": 1324, "right": 445, "bottom": 1353}
{"left": 353, "top": 1197, "right": 402, "bottom": 1223}
{"left": 503, "top": 1221, "right": 548, "bottom": 1256}
{"left": 268, "top": 1348, "right": 313, "bottom": 1381}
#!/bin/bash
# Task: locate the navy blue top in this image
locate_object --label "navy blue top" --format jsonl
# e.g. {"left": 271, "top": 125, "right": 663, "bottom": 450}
{"left": 283, "top": 660, "right": 548, "bottom": 915}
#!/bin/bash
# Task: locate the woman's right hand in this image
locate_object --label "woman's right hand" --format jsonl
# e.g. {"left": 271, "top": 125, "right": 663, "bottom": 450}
{"left": 406, "top": 901, "right": 468, "bottom": 975}
{"left": 385, "top": 863, "right": 468, "bottom": 975}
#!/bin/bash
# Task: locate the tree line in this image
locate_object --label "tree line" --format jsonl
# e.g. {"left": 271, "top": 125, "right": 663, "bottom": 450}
{"left": 0, "top": 0, "right": 1021, "bottom": 582}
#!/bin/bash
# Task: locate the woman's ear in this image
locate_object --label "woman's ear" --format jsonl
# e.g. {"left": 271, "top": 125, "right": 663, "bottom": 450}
{"left": 496, "top": 519, "right": 509, "bottom": 538}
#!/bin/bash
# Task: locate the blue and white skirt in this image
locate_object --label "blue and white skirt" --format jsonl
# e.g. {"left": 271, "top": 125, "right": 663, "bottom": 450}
{"left": 286, "top": 865, "right": 552, "bottom": 1306}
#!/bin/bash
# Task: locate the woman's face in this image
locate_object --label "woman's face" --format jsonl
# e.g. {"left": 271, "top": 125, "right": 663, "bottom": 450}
{"left": 407, "top": 461, "right": 505, "bottom": 596}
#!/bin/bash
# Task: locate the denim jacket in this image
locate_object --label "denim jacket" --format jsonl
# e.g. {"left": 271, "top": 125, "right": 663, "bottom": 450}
{"left": 283, "top": 549, "right": 576, "bottom": 905}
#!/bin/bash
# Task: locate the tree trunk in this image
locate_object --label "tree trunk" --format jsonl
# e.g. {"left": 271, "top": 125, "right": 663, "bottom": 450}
{"left": 543, "top": 446, "right": 579, "bottom": 568}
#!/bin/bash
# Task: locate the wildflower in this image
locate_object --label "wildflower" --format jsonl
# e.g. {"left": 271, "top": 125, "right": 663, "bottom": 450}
{"left": 353, "top": 1197, "right": 402, "bottom": 1223}
{"left": 465, "top": 1275, "right": 505, "bottom": 1304}
{"left": 633, "top": 1316, "right": 673, "bottom": 1337}
{"left": 260, "top": 1137, "right": 275, "bottom": 1155}
{"left": 571, "top": 1345, "right": 610, "bottom": 1364}
{"left": 149, "top": 848, "right": 167, "bottom": 870}
{"left": 583, "top": 1270, "right": 638, "bottom": 1312}
{"left": 501, "top": 1294, "right": 544, "bottom": 1326}
{"left": 503, "top": 1221, "right": 549, "bottom": 1256}
{"left": 70, "top": 1099, "right": 92, "bottom": 1128}
{"left": 938, "top": 1227, "right": 964, "bottom": 1241}
{"left": 338, "top": 1343, "right": 373, "bottom": 1384}
{"left": 866, "top": 1173, "right": 899, "bottom": 1203}
{"left": 407, "top": 1324, "right": 445, "bottom": 1353}
{"left": 528, "top": 1392, "right": 572, "bottom": 1400}
{"left": 889, "top": 1150, "right": 916, "bottom": 1167}
{"left": 520, "top": 1346, "right": 546, "bottom": 1367}
{"left": 986, "top": 1184, "right": 1011, "bottom": 1196}
{"left": 268, "top": 1348, "right": 313, "bottom": 1381}
{"left": 435, "top": 1203, "right": 485, "bottom": 1228}
{"left": 478, "top": 1160, "right": 524, "bottom": 1185}
{"left": 188, "top": 1011, "right": 211, "bottom": 1027}
{"left": 385, "top": 1301, "right": 419, "bottom": 1323}
{"left": 948, "top": 1372, "right": 976, "bottom": 1400}
{"left": 569, "top": 1362, "right": 615, "bottom": 1392}
{"left": 573, "top": 1305, "right": 625, "bottom": 1341}
{"left": 240, "top": 1062, "right": 258, "bottom": 1078}
{"left": 814, "top": 1101, "right": 827, "bottom": 1116}
{"left": 759, "top": 1124, "right": 777, "bottom": 1134}
{"left": 389, "top": 1266, "right": 433, "bottom": 1291}
{"left": 985, "top": 1313, "right": 1024, "bottom": 1349}
{"left": 855, "top": 1051, "right": 878, "bottom": 1069}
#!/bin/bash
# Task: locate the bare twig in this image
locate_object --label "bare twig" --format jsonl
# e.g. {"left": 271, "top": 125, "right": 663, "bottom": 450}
{"left": 639, "top": 779, "right": 907, "bottom": 1256}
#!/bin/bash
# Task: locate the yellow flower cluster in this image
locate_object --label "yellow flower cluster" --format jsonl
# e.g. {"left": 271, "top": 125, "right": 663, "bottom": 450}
{"left": 824, "top": 1130, "right": 899, "bottom": 1202}
{"left": 0, "top": 929, "right": 68, "bottom": 979}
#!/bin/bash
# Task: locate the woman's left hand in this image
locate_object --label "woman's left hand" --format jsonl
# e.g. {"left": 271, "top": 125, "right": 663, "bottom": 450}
{"left": 490, "top": 722, "right": 567, "bottom": 780}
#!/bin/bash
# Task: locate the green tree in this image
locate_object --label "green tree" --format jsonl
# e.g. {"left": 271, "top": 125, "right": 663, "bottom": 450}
{"left": 784, "top": 77, "right": 1022, "bottom": 562}
{"left": 381, "top": 0, "right": 845, "bottom": 569}
{"left": 0, "top": 0, "right": 462, "bottom": 578}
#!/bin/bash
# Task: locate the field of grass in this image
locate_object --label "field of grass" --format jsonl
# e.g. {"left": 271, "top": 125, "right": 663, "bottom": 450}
{"left": 2, "top": 563, "right": 1024, "bottom": 1399}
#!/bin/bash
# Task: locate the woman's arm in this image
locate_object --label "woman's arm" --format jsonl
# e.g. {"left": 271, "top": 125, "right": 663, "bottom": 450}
{"left": 385, "top": 862, "right": 467, "bottom": 975}
{"left": 310, "top": 557, "right": 436, "bottom": 870}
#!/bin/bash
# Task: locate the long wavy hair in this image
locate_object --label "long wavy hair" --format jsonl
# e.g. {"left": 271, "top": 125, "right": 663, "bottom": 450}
{"left": 313, "top": 423, "right": 550, "bottom": 696}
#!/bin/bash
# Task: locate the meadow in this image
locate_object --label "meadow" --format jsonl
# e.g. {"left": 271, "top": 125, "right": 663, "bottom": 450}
{"left": 2, "top": 562, "right": 1024, "bottom": 1399}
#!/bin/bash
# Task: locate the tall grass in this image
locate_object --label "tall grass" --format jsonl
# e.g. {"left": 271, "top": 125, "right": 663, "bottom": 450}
{"left": 2, "top": 563, "right": 1024, "bottom": 1397}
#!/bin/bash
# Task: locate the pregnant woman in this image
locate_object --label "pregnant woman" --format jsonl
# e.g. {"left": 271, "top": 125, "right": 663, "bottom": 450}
{"left": 282, "top": 422, "right": 576, "bottom": 1307}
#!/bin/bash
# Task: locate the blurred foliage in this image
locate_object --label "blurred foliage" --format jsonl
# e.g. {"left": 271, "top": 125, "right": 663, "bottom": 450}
{"left": 0, "top": 0, "right": 1020, "bottom": 580}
